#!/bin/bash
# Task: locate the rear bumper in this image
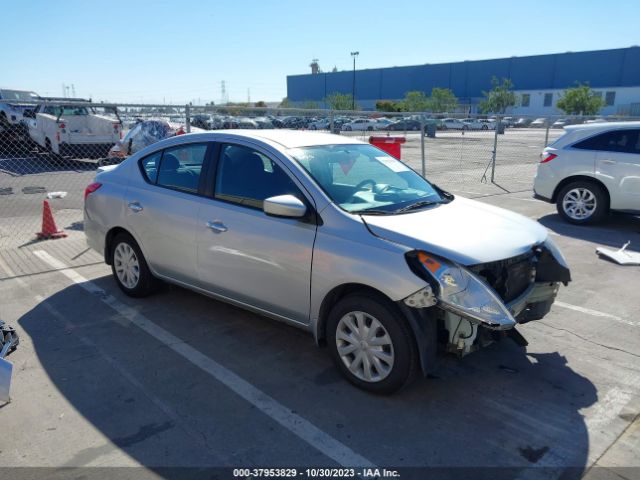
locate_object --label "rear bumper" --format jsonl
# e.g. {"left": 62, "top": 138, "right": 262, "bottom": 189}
{"left": 60, "top": 142, "right": 115, "bottom": 159}
{"left": 533, "top": 191, "right": 552, "bottom": 203}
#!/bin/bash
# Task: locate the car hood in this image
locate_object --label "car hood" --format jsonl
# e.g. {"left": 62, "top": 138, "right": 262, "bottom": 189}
{"left": 361, "top": 197, "right": 548, "bottom": 265}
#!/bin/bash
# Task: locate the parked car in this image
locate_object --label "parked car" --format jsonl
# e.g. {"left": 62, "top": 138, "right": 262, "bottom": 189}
{"left": 514, "top": 118, "right": 532, "bottom": 128}
{"left": 501, "top": 117, "right": 515, "bottom": 128}
{"left": 0, "top": 89, "right": 40, "bottom": 128}
{"left": 190, "top": 114, "right": 213, "bottom": 130}
{"left": 533, "top": 122, "right": 640, "bottom": 224}
{"left": 24, "top": 101, "right": 121, "bottom": 158}
{"left": 84, "top": 130, "right": 570, "bottom": 393}
{"left": 478, "top": 119, "right": 496, "bottom": 130}
{"left": 342, "top": 118, "right": 379, "bottom": 131}
{"left": 531, "top": 118, "right": 548, "bottom": 128}
{"left": 107, "top": 119, "right": 195, "bottom": 161}
{"left": 461, "top": 118, "right": 486, "bottom": 130}
{"left": 386, "top": 119, "right": 421, "bottom": 131}
{"left": 309, "top": 118, "right": 330, "bottom": 130}
{"left": 441, "top": 118, "right": 468, "bottom": 130}
{"left": 551, "top": 119, "right": 570, "bottom": 129}
{"left": 253, "top": 117, "right": 274, "bottom": 129}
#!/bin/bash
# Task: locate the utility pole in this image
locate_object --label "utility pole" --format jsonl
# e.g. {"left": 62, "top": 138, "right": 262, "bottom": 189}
{"left": 350, "top": 51, "right": 359, "bottom": 110}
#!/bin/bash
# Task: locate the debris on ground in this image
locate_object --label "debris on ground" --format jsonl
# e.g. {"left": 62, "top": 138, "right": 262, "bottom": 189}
{"left": 596, "top": 241, "right": 640, "bottom": 266}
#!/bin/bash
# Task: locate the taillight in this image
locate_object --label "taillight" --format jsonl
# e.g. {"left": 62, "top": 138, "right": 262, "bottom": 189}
{"left": 84, "top": 182, "right": 102, "bottom": 200}
{"left": 540, "top": 152, "right": 557, "bottom": 163}
{"left": 58, "top": 122, "right": 65, "bottom": 129}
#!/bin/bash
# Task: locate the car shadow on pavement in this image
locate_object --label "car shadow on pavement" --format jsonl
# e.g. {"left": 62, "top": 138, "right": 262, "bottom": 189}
{"left": 539, "top": 212, "right": 640, "bottom": 252}
{"left": 0, "top": 156, "right": 97, "bottom": 176}
{"left": 17, "top": 276, "right": 597, "bottom": 479}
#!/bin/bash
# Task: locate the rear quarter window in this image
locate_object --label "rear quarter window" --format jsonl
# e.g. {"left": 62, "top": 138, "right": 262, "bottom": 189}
{"left": 139, "top": 151, "right": 162, "bottom": 184}
{"left": 573, "top": 129, "right": 640, "bottom": 154}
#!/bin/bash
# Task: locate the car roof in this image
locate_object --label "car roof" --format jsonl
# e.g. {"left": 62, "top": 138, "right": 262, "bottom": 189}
{"left": 173, "top": 129, "right": 366, "bottom": 148}
{"left": 564, "top": 121, "right": 640, "bottom": 132}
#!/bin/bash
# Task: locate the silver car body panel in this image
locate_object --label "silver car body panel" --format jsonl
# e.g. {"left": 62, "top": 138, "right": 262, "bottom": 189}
{"left": 85, "top": 130, "right": 559, "bottom": 347}
{"left": 362, "top": 196, "right": 548, "bottom": 265}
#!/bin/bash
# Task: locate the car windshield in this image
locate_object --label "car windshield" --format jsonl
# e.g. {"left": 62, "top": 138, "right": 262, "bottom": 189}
{"left": 288, "top": 144, "right": 444, "bottom": 214}
{"left": 1, "top": 90, "right": 38, "bottom": 102}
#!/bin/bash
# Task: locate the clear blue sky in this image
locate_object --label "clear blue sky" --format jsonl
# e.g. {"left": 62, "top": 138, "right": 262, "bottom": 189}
{"left": 2, "top": 0, "right": 638, "bottom": 104}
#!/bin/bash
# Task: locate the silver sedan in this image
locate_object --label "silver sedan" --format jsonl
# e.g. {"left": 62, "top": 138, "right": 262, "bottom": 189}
{"left": 84, "top": 130, "right": 571, "bottom": 393}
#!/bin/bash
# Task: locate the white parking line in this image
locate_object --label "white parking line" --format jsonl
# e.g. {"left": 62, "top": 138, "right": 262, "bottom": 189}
{"left": 32, "top": 250, "right": 375, "bottom": 468}
{"left": 554, "top": 301, "right": 638, "bottom": 327}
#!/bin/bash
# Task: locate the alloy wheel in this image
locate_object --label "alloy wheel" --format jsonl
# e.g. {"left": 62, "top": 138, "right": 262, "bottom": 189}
{"left": 562, "top": 187, "right": 597, "bottom": 220}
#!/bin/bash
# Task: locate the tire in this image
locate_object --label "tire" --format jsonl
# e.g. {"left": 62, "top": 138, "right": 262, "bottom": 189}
{"left": 462, "top": 125, "right": 469, "bottom": 131}
{"left": 442, "top": 125, "right": 448, "bottom": 130}
{"left": 327, "top": 293, "right": 418, "bottom": 394}
{"left": 482, "top": 124, "right": 488, "bottom": 130}
{"left": 556, "top": 180, "right": 608, "bottom": 224}
{"left": 367, "top": 126, "right": 373, "bottom": 131}
{"left": 345, "top": 126, "right": 352, "bottom": 131}
{"left": 110, "top": 232, "right": 158, "bottom": 297}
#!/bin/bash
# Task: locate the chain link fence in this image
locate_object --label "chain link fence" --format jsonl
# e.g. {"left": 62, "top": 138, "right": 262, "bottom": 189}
{"left": 0, "top": 99, "right": 636, "bottom": 252}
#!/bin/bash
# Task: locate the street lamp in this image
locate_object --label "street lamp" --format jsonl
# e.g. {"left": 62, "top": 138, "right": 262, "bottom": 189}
{"left": 351, "top": 51, "right": 359, "bottom": 110}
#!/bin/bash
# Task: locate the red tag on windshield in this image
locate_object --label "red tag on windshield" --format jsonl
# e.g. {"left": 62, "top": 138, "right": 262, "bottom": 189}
{"left": 339, "top": 158, "right": 356, "bottom": 175}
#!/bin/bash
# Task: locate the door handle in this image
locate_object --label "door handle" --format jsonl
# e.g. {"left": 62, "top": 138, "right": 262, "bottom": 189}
{"left": 128, "top": 202, "right": 143, "bottom": 213}
{"left": 601, "top": 159, "right": 616, "bottom": 165}
{"left": 206, "top": 220, "right": 228, "bottom": 233}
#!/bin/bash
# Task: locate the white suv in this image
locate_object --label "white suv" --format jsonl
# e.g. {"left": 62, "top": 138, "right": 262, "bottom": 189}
{"left": 533, "top": 122, "right": 640, "bottom": 224}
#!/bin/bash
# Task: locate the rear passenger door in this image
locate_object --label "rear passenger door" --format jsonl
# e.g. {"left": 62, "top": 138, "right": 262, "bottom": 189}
{"left": 125, "top": 142, "right": 212, "bottom": 283}
{"left": 576, "top": 129, "right": 640, "bottom": 210}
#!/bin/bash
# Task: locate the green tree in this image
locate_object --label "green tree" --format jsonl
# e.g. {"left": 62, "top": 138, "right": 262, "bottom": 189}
{"left": 556, "top": 83, "right": 604, "bottom": 115}
{"left": 324, "top": 92, "right": 359, "bottom": 110}
{"left": 400, "top": 91, "right": 429, "bottom": 112}
{"left": 479, "top": 77, "right": 518, "bottom": 114}
{"left": 300, "top": 100, "right": 320, "bottom": 110}
{"left": 254, "top": 101, "right": 267, "bottom": 108}
{"left": 426, "top": 87, "right": 458, "bottom": 113}
{"left": 375, "top": 100, "right": 402, "bottom": 112}
{"left": 279, "top": 97, "right": 292, "bottom": 108}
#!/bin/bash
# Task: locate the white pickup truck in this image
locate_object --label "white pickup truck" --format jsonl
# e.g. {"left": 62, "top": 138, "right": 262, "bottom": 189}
{"left": 24, "top": 101, "right": 121, "bottom": 158}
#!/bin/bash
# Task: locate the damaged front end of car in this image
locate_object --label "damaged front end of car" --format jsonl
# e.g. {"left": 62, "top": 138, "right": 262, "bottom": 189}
{"left": 403, "top": 237, "right": 570, "bottom": 358}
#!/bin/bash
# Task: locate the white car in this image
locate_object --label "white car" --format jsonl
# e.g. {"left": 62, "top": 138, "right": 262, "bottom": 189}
{"left": 533, "top": 122, "right": 640, "bottom": 224}
{"left": 342, "top": 118, "right": 379, "bottom": 131}
{"left": 441, "top": 118, "right": 468, "bottom": 130}
{"left": 0, "top": 89, "right": 40, "bottom": 128}
{"left": 308, "top": 118, "right": 330, "bottom": 130}
{"left": 531, "top": 118, "right": 547, "bottom": 128}
{"left": 25, "top": 102, "right": 121, "bottom": 158}
{"left": 462, "top": 118, "right": 487, "bottom": 130}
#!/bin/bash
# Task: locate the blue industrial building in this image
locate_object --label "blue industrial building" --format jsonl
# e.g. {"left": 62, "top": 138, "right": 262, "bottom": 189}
{"left": 286, "top": 47, "right": 640, "bottom": 115}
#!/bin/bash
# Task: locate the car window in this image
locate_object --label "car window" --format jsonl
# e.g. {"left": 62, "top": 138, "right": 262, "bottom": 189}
{"left": 290, "top": 144, "right": 443, "bottom": 213}
{"left": 140, "top": 151, "right": 162, "bottom": 184}
{"left": 215, "top": 144, "right": 302, "bottom": 209}
{"left": 156, "top": 143, "right": 207, "bottom": 193}
{"left": 574, "top": 129, "right": 640, "bottom": 154}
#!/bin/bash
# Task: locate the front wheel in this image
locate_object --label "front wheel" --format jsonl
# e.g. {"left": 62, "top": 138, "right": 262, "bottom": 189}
{"left": 327, "top": 294, "right": 418, "bottom": 394}
{"left": 556, "top": 181, "right": 608, "bottom": 224}
{"left": 110, "top": 232, "right": 158, "bottom": 297}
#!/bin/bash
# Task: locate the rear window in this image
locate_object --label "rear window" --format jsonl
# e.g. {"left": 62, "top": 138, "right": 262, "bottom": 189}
{"left": 573, "top": 129, "right": 640, "bottom": 154}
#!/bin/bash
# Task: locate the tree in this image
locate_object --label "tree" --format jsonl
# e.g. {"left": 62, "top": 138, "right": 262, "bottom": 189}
{"left": 254, "top": 101, "right": 267, "bottom": 108}
{"left": 400, "top": 91, "right": 429, "bottom": 112}
{"left": 556, "top": 83, "right": 604, "bottom": 115}
{"left": 324, "top": 92, "right": 359, "bottom": 110}
{"left": 375, "top": 100, "right": 402, "bottom": 112}
{"left": 300, "top": 100, "right": 320, "bottom": 110}
{"left": 279, "top": 97, "right": 292, "bottom": 108}
{"left": 479, "top": 77, "right": 518, "bottom": 114}
{"left": 426, "top": 87, "right": 458, "bottom": 113}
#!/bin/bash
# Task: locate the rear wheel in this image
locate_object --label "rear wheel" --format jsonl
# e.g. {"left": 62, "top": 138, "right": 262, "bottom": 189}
{"left": 327, "top": 294, "right": 418, "bottom": 394}
{"left": 556, "top": 181, "right": 608, "bottom": 224}
{"left": 110, "top": 232, "right": 157, "bottom": 297}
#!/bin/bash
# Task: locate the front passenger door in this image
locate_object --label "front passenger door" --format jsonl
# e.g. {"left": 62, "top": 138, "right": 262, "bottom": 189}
{"left": 196, "top": 143, "right": 317, "bottom": 324}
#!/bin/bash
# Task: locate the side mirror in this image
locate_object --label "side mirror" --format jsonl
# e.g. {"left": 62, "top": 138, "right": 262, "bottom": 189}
{"left": 263, "top": 194, "right": 307, "bottom": 218}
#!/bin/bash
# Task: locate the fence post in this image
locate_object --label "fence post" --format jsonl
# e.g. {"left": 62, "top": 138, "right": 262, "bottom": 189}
{"left": 329, "top": 111, "right": 334, "bottom": 134}
{"left": 185, "top": 104, "right": 191, "bottom": 133}
{"left": 544, "top": 122, "right": 550, "bottom": 147}
{"left": 420, "top": 119, "right": 426, "bottom": 177}
{"left": 490, "top": 117, "right": 500, "bottom": 183}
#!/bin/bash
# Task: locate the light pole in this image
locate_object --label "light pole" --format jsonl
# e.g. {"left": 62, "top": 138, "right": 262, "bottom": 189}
{"left": 351, "top": 51, "right": 359, "bottom": 110}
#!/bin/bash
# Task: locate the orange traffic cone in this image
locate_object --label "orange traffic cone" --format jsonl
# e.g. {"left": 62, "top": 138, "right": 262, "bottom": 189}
{"left": 36, "top": 200, "right": 67, "bottom": 240}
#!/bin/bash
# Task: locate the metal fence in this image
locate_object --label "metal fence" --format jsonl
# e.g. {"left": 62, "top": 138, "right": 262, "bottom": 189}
{"left": 0, "top": 99, "right": 637, "bottom": 251}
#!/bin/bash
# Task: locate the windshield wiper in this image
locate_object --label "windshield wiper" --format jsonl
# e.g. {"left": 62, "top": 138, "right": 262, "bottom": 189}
{"left": 393, "top": 200, "right": 441, "bottom": 214}
{"left": 357, "top": 208, "right": 394, "bottom": 215}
